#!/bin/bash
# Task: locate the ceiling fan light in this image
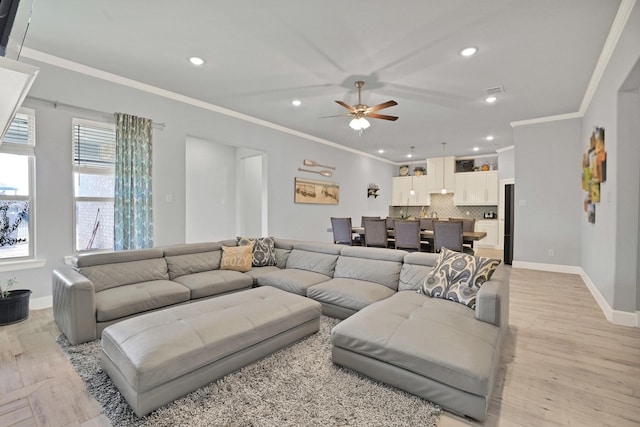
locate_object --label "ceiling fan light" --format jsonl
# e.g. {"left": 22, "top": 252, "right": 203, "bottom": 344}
{"left": 349, "top": 117, "right": 370, "bottom": 130}
{"left": 460, "top": 47, "right": 478, "bottom": 57}
{"left": 188, "top": 56, "right": 205, "bottom": 66}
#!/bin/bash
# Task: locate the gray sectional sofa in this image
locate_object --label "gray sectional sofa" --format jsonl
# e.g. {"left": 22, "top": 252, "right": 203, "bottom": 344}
{"left": 52, "top": 238, "right": 509, "bottom": 421}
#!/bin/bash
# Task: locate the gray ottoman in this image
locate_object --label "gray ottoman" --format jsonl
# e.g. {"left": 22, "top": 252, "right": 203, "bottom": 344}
{"left": 100, "top": 286, "right": 322, "bottom": 417}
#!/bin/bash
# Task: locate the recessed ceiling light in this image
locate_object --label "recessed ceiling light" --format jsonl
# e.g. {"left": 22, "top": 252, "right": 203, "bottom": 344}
{"left": 486, "top": 135, "right": 494, "bottom": 141}
{"left": 473, "top": 146, "right": 480, "bottom": 152}
{"left": 188, "top": 56, "right": 205, "bottom": 66}
{"left": 485, "top": 95, "right": 497, "bottom": 103}
{"left": 378, "top": 149, "right": 384, "bottom": 154}
{"left": 459, "top": 47, "right": 478, "bottom": 57}
{"left": 291, "top": 99, "right": 302, "bottom": 107}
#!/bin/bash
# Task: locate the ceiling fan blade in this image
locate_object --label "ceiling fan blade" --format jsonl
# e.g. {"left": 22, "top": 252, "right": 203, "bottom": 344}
{"left": 367, "top": 113, "right": 399, "bottom": 121}
{"left": 367, "top": 100, "right": 398, "bottom": 113}
{"left": 335, "top": 100, "right": 356, "bottom": 112}
{"left": 320, "top": 114, "right": 351, "bottom": 118}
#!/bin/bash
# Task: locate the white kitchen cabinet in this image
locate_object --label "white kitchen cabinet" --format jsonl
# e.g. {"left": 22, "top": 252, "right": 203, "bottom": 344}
{"left": 453, "top": 171, "right": 498, "bottom": 205}
{"left": 427, "top": 156, "right": 455, "bottom": 193}
{"left": 391, "top": 176, "right": 430, "bottom": 206}
{"left": 475, "top": 220, "right": 499, "bottom": 248}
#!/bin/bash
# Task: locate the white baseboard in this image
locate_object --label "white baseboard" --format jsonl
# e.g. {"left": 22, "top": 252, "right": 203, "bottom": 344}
{"left": 511, "top": 260, "right": 582, "bottom": 274}
{"left": 512, "top": 261, "right": 638, "bottom": 328}
{"left": 30, "top": 295, "right": 53, "bottom": 310}
{"left": 579, "top": 269, "right": 639, "bottom": 328}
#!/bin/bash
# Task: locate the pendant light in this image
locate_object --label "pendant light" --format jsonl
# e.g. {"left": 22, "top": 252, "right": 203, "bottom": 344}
{"left": 441, "top": 142, "right": 447, "bottom": 194}
{"left": 409, "top": 146, "right": 415, "bottom": 195}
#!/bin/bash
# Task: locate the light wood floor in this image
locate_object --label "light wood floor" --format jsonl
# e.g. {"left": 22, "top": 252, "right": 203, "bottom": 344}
{"left": 1, "top": 266, "right": 639, "bottom": 426}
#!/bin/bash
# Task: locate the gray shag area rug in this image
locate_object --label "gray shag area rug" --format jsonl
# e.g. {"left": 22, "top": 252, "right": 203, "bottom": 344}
{"left": 57, "top": 316, "right": 440, "bottom": 427}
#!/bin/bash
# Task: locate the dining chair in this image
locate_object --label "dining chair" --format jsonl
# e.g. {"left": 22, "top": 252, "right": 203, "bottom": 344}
{"left": 330, "top": 217, "right": 355, "bottom": 246}
{"left": 363, "top": 219, "right": 389, "bottom": 248}
{"left": 385, "top": 216, "right": 395, "bottom": 230}
{"left": 432, "top": 220, "right": 474, "bottom": 254}
{"left": 418, "top": 218, "right": 434, "bottom": 251}
{"left": 419, "top": 218, "right": 434, "bottom": 231}
{"left": 361, "top": 216, "right": 381, "bottom": 227}
{"left": 393, "top": 220, "right": 421, "bottom": 252}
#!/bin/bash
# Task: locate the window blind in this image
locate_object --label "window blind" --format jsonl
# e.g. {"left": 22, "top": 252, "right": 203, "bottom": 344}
{"left": 1, "top": 113, "right": 34, "bottom": 145}
{"left": 73, "top": 122, "right": 115, "bottom": 169}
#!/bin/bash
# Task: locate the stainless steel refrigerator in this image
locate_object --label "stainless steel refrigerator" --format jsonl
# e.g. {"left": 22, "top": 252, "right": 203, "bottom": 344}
{"left": 504, "top": 183, "right": 514, "bottom": 265}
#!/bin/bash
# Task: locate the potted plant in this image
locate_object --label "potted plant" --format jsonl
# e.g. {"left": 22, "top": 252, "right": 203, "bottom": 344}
{"left": 0, "top": 277, "right": 31, "bottom": 325}
{"left": 413, "top": 166, "right": 426, "bottom": 176}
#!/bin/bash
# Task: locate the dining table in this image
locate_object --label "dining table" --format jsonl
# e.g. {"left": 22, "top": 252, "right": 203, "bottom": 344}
{"left": 350, "top": 226, "right": 487, "bottom": 252}
{"left": 351, "top": 227, "right": 486, "bottom": 241}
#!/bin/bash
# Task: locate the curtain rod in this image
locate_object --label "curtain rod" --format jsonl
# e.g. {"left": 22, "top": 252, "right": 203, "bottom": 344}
{"left": 25, "top": 96, "right": 166, "bottom": 128}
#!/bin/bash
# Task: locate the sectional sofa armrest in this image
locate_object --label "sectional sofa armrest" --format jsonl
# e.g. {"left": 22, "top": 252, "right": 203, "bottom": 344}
{"left": 475, "top": 277, "right": 509, "bottom": 328}
{"left": 52, "top": 266, "right": 97, "bottom": 345}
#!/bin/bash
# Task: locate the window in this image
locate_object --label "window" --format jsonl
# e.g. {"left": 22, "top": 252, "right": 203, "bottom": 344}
{"left": 72, "top": 118, "right": 115, "bottom": 252}
{"left": 0, "top": 109, "right": 35, "bottom": 260}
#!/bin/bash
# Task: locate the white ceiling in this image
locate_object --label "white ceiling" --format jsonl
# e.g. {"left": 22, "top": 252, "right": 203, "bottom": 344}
{"left": 9, "top": 0, "right": 622, "bottom": 162}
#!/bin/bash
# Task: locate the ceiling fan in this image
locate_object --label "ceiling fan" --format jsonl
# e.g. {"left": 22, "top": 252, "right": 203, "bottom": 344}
{"left": 335, "top": 81, "right": 398, "bottom": 130}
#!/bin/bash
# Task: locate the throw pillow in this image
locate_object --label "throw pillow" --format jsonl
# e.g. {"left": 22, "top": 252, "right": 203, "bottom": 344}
{"left": 418, "top": 247, "right": 501, "bottom": 309}
{"left": 236, "top": 236, "right": 277, "bottom": 267}
{"left": 220, "top": 244, "right": 254, "bottom": 272}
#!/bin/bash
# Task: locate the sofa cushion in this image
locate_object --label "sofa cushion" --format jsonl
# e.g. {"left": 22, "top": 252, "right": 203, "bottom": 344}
{"left": 95, "top": 280, "right": 190, "bottom": 322}
{"left": 307, "top": 278, "right": 396, "bottom": 312}
{"left": 399, "top": 252, "right": 439, "bottom": 291}
{"left": 331, "top": 291, "right": 500, "bottom": 396}
{"left": 237, "top": 236, "right": 277, "bottom": 267}
{"left": 257, "top": 269, "right": 331, "bottom": 295}
{"left": 79, "top": 257, "right": 170, "bottom": 293}
{"left": 334, "top": 248, "right": 403, "bottom": 291}
{"left": 286, "top": 248, "right": 339, "bottom": 277}
{"left": 243, "top": 266, "right": 281, "bottom": 285}
{"left": 220, "top": 244, "right": 253, "bottom": 272}
{"left": 172, "top": 270, "right": 253, "bottom": 299}
{"left": 419, "top": 248, "right": 501, "bottom": 309}
{"left": 274, "top": 248, "right": 291, "bottom": 269}
{"left": 164, "top": 251, "right": 222, "bottom": 280}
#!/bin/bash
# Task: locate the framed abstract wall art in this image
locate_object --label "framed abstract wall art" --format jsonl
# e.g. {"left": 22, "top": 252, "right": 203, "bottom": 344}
{"left": 582, "top": 127, "right": 606, "bottom": 223}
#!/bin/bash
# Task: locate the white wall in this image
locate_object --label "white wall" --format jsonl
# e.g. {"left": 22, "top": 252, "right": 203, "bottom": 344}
{"left": 240, "top": 154, "right": 263, "bottom": 237}
{"left": 0, "top": 59, "right": 395, "bottom": 301}
{"left": 186, "top": 137, "right": 236, "bottom": 242}
{"left": 581, "top": 2, "right": 640, "bottom": 315}
{"left": 497, "top": 146, "right": 515, "bottom": 180}
{"left": 513, "top": 118, "right": 583, "bottom": 266}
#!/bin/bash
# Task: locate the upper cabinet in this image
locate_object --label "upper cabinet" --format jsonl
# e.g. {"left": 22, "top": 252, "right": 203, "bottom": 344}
{"left": 391, "top": 176, "right": 430, "bottom": 206}
{"left": 426, "top": 156, "right": 455, "bottom": 194}
{"left": 453, "top": 171, "right": 498, "bottom": 205}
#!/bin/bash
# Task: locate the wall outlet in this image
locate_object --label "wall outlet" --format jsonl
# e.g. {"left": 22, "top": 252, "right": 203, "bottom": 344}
{"left": 548, "top": 249, "right": 554, "bottom": 257}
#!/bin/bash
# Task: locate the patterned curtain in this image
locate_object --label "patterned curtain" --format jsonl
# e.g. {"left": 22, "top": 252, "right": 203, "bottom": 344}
{"left": 114, "top": 113, "right": 153, "bottom": 250}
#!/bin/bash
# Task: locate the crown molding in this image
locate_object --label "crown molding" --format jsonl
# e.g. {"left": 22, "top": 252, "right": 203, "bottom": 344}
{"left": 19, "top": 48, "right": 396, "bottom": 165}
{"left": 510, "top": 0, "right": 636, "bottom": 128}
{"left": 496, "top": 145, "right": 514, "bottom": 153}
{"left": 579, "top": 0, "right": 637, "bottom": 114}
{"left": 510, "top": 111, "right": 583, "bottom": 127}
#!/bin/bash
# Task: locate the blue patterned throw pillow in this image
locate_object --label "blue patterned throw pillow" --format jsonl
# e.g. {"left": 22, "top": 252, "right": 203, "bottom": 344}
{"left": 236, "top": 236, "right": 277, "bottom": 267}
{"left": 418, "top": 247, "right": 501, "bottom": 309}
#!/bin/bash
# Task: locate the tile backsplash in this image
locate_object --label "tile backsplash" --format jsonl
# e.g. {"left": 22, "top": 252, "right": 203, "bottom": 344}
{"left": 388, "top": 193, "right": 496, "bottom": 220}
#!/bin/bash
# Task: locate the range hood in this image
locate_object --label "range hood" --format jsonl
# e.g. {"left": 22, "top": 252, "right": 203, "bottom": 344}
{"left": 0, "top": 56, "right": 38, "bottom": 143}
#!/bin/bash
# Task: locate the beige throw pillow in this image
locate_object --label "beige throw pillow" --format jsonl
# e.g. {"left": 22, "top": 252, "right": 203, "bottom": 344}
{"left": 220, "top": 244, "right": 254, "bottom": 272}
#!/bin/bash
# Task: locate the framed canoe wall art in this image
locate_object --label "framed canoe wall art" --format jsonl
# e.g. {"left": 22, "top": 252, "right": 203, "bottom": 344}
{"left": 582, "top": 127, "right": 606, "bottom": 223}
{"left": 294, "top": 177, "right": 340, "bottom": 204}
